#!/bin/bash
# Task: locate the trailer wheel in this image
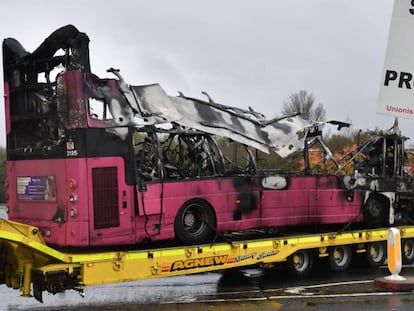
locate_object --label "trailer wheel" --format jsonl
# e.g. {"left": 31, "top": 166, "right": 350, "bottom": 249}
{"left": 287, "top": 250, "right": 313, "bottom": 276}
{"left": 402, "top": 239, "right": 414, "bottom": 264}
{"left": 175, "top": 199, "right": 216, "bottom": 245}
{"left": 365, "top": 242, "right": 386, "bottom": 267}
{"left": 329, "top": 245, "right": 352, "bottom": 271}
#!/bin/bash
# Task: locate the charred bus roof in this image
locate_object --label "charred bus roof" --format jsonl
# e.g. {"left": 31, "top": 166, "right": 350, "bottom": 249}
{"left": 2, "top": 25, "right": 311, "bottom": 158}
{"left": 2, "top": 25, "right": 409, "bottom": 164}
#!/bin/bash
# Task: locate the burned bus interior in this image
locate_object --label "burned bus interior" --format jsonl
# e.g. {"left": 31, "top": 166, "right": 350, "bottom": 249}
{"left": 3, "top": 25, "right": 406, "bottom": 179}
{"left": 3, "top": 25, "right": 414, "bottom": 249}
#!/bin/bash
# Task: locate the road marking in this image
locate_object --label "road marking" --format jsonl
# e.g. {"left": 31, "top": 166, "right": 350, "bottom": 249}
{"left": 292, "top": 279, "right": 373, "bottom": 288}
{"left": 261, "top": 279, "right": 374, "bottom": 295}
{"left": 162, "top": 297, "right": 268, "bottom": 304}
{"left": 271, "top": 279, "right": 414, "bottom": 299}
{"left": 152, "top": 276, "right": 414, "bottom": 304}
{"left": 281, "top": 279, "right": 373, "bottom": 293}
{"left": 268, "top": 292, "right": 411, "bottom": 300}
{"left": 161, "top": 291, "right": 411, "bottom": 305}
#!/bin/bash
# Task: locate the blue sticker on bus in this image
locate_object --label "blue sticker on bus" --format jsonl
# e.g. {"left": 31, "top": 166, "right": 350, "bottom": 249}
{"left": 16, "top": 176, "right": 56, "bottom": 201}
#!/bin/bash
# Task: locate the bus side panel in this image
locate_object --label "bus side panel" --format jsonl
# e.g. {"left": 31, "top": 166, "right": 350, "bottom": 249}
{"left": 261, "top": 175, "right": 363, "bottom": 227}
{"left": 161, "top": 177, "right": 261, "bottom": 232}
{"left": 134, "top": 177, "right": 261, "bottom": 243}
{"left": 309, "top": 176, "right": 363, "bottom": 224}
{"left": 261, "top": 176, "right": 312, "bottom": 226}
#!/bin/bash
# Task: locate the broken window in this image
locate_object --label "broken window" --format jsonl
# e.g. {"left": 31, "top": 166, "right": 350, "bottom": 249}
{"left": 218, "top": 138, "right": 258, "bottom": 175}
{"left": 160, "top": 132, "right": 222, "bottom": 178}
{"left": 88, "top": 97, "right": 113, "bottom": 121}
{"left": 133, "top": 129, "right": 225, "bottom": 181}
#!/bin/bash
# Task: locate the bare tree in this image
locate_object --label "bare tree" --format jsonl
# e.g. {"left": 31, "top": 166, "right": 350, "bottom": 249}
{"left": 282, "top": 90, "right": 326, "bottom": 122}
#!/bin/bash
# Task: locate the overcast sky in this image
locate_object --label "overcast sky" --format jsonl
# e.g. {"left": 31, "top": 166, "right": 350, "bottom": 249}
{"left": 1, "top": 0, "right": 406, "bottom": 147}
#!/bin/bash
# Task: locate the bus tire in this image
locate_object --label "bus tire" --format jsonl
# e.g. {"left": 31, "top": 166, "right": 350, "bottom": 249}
{"left": 402, "top": 239, "right": 414, "bottom": 264}
{"left": 362, "top": 195, "right": 389, "bottom": 228}
{"left": 365, "top": 242, "right": 386, "bottom": 267}
{"left": 329, "top": 245, "right": 352, "bottom": 271}
{"left": 174, "top": 199, "right": 216, "bottom": 245}
{"left": 286, "top": 249, "right": 313, "bottom": 276}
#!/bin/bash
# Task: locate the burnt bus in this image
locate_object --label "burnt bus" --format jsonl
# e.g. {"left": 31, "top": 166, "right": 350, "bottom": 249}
{"left": 3, "top": 25, "right": 413, "bottom": 247}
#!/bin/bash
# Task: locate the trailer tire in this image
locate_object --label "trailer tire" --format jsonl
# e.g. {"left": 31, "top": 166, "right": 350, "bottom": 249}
{"left": 329, "top": 245, "right": 352, "bottom": 271}
{"left": 366, "top": 242, "right": 386, "bottom": 267}
{"left": 402, "top": 239, "right": 414, "bottom": 264}
{"left": 174, "top": 199, "right": 216, "bottom": 245}
{"left": 286, "top": 250, "right": 313, "bottom": 276}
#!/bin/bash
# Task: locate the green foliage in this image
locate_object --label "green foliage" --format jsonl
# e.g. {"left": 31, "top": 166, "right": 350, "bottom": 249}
{"left": 256, "top": 149, "right": 300, "bottom": 173}
{"left": 217, "top": 137, "right": 300, "bottom": 173}
{"left": 325, "top": 134, "right": 355, "bottom": 154}
{"left": 406, "top": 149, "right": 414, "bottom": 165}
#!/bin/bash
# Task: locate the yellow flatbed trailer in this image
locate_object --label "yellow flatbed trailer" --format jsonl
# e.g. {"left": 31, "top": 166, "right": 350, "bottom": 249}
{"left": 1, "top": 219, "right": 414, "bottom": 303}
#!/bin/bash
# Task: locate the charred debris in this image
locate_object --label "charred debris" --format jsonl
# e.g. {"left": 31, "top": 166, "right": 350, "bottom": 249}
{"left": 2, "top": 25, "right": 413, "bottom": 191}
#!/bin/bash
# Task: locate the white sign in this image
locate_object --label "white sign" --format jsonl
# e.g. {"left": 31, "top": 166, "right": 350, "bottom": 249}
{"left": 378, "top": 0, "right": 414, "bottom": 118}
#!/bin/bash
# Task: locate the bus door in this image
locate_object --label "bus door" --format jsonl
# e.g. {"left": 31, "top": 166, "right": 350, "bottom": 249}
{"left": 87, "top": 157, "right": 134, "bottom": 245}
{"left": 135, "top": 181, "right": 164, "bottom": 236}
{"left": 133, "top": 132, "right": 164, "bottom": 236}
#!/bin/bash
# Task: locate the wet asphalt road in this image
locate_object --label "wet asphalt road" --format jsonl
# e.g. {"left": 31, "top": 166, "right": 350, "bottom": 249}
{"left": 2, "top": 264, "right": 414, "bottom": 311}
{"left": 1, "top": 206, "right": 414, "bottom": 310}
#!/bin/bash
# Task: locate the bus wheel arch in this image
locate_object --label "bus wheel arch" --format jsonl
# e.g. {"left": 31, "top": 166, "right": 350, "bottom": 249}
{"left": 363, "top": 194, "right": 389, "bottom": 228}
{"left": 174, "top": 198, "right": 217, "bottom": 245}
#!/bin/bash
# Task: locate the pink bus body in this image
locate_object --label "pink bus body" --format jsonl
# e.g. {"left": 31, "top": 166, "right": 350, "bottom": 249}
{"left": 3, "top": 25, "right": 412, "bottom": 248}
{"left": 6, "top": 156, "right": 363, "bottom": 247}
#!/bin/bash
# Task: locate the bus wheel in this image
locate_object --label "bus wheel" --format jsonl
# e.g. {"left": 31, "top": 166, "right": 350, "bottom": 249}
{"left": 286, "top": 250, "right": 313, "bottom": 276}
{"left": 175, "top": 199, "right": 216, "bottom": 245}
{"left": 363, "top": 196, "right": 389, "bottom": 228}
{"left": 366, "top": 242, "right": 386, "bottom": 267}
{"left": 402, "top": 239, "right": 414, "bottom": 264}
{"left": 329, "top": 245, "right": 352, "bottom": 271}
